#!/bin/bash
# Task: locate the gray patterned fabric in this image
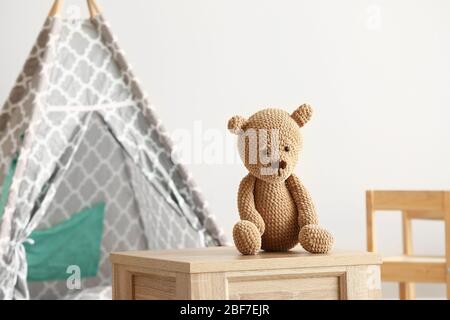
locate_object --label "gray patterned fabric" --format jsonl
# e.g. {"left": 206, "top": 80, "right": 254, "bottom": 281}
{"left": 0, "top": 15, "right": 226, "bottom": 300}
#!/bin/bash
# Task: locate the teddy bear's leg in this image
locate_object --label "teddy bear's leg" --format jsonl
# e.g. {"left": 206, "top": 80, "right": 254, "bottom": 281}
{"left": 299, "top": 224, "right": 334, "bottom": 254}
{"left": 233, "top": 220, "right": 261, "bottom": 255}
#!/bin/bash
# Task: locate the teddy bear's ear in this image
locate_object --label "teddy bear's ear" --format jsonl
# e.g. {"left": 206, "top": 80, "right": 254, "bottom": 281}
{"left": 291, "top": 104, "right": 313, "bottom": 127}
{"left": 228, "top": 115, "right": 247, "bottom": 134}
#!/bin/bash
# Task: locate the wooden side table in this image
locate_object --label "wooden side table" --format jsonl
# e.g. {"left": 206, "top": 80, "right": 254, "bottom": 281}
{"left": 110, "top": 246, "right": 382, "bottom": 300}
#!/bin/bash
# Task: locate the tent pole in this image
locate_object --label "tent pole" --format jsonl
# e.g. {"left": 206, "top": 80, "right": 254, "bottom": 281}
{"left": 48, "top": 0, "right": 101, "bottom": 19}
{"left": 48, "top": 0, "right": 63, "bottom": 17}
{"left": 91, "top": 0, "right": 102, "bottom": 16}
{"left": 87, "top": 0, "right": 101, "bottom": 18}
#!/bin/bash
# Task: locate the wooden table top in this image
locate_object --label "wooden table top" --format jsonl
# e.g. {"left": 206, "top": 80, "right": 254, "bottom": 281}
{"left": 110, "top": 246, "right": 381, "bottom": 274}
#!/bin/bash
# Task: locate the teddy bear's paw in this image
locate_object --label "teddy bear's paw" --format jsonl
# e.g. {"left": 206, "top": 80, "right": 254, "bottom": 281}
{"left": 299, "top": 224, "right": 334, "bottom": 254}
{"left": 233, "top": 220, "right": 261, "bottom": 255}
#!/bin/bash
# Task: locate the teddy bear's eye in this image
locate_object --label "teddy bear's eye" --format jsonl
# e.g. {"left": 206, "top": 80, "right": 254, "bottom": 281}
{"left": 284, "top": 146, "right": 290, "bottom": 152}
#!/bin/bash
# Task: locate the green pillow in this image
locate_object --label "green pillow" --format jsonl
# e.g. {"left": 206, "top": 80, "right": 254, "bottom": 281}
{"left": 0, "top": 133, "right": 23, "bottom": 220}
{"left": 0, "top": 155, "right": 18, "bottom": 220}
{"left": 24, "top": 202, "right": 106, "bottom": 282}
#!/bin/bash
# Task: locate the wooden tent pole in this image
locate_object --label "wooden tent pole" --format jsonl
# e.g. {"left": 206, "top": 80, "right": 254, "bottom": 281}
{"left": 90, "top": 0, "right": 102, "bottom": 16}
{"left": 48, "top": 0, "right": 101, "bottom": 18}
{"left": 87, "top": 0, "right": 101, "bottom": 18}
{"left": 48, "top": 0, "right": 63, "bottom": 17}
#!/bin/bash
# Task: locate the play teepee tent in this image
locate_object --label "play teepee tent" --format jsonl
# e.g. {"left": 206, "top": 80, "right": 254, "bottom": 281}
{"left": 0, "top": 0, "right": 226, "bottom": 300}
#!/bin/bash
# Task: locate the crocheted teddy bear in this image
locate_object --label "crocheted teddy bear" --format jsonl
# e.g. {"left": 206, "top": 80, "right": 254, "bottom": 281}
{"left": 228, "top": 104, "right": 333, "bottom": 255}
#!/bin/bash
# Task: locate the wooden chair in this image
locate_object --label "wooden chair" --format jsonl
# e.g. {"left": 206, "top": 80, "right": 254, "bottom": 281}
{"left": 366, "top": 190, "right": 450, "bottom": 299}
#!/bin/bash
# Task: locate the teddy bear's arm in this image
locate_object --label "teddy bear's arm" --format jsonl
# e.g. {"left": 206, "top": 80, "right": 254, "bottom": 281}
{"left": 286, "top": 174, "right": 319, "bottom": 227}
{"left": 238, "top": 174, "right": 265, "bottom": 234}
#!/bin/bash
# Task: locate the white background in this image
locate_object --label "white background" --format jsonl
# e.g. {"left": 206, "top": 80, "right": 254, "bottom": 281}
{"left": 1, "top": 0, "right": 449, "bottom": 299}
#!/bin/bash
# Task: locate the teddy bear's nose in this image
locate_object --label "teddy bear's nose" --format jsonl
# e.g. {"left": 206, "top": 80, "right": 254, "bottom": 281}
{"left": 279, "top": 160, "right": 287, "bottom": 169}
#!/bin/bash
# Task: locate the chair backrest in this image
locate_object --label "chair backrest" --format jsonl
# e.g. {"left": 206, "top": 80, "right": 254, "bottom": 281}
{"left": 366, "top": 190, "right": 450, "bottom": 253}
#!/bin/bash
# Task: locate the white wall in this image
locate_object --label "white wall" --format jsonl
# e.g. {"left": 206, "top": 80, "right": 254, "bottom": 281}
{"left": 1, "top": 0, "right": 449, "bottom": 299}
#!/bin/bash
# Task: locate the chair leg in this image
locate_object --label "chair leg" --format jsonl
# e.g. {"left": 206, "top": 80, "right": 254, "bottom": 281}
{"left": 399, "top": 282, "right": 415, "bottom": 300}
{"left": 447, "top": 276, "right": 450, "bottom": 300}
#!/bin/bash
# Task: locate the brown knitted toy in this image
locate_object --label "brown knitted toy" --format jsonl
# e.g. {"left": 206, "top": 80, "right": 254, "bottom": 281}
{"left": 228, "top": 104, "right": 333, "bottom": 255}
